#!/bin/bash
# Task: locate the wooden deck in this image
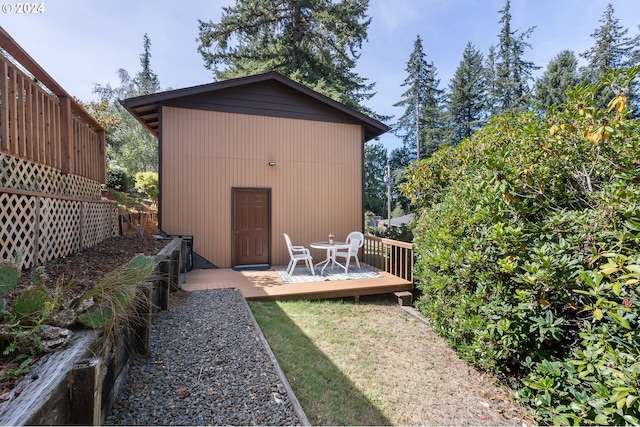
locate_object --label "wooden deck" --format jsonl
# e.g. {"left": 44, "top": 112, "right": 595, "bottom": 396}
{"left": 181, "top": 265, "right": 413, "bottom": 301}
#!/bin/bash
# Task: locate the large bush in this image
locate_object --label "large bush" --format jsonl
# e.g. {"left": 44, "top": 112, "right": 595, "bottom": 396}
{"left": 134, "top": 172, "right": 159, "bottom": 204}
{"left": 106, "top": 166, "right": 132, "bottom": 192}
{"left": 402, "top": 67, "right": 640, "bottom": 425}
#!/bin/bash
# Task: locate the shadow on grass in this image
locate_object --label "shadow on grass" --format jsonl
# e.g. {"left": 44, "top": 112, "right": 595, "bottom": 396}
{"left": 249, "top": 299, "right": 392, "bottom": 426}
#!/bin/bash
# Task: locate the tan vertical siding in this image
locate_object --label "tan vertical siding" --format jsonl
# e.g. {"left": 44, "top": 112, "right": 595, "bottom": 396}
{"left": 161, "top": 106, "right": 363, "bottom": 268}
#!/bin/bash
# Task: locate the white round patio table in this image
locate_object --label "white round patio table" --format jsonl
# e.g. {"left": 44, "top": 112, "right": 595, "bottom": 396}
{"left": 310, "top": 241, "right": 351, "bottom": 275}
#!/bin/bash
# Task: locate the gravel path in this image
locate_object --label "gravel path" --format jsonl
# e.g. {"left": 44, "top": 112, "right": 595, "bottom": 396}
{"left": 105, "top": 288, "right": 302, "bottom": 426}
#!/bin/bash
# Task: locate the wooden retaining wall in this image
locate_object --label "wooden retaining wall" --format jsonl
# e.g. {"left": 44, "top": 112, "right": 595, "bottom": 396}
{"left": 0, "top": 238, "right": 185, "bottom": 426}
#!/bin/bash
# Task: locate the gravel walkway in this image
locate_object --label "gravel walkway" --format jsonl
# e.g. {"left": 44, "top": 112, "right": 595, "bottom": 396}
{"left": 105, "top": 288, "right": 303, "bottom": 426}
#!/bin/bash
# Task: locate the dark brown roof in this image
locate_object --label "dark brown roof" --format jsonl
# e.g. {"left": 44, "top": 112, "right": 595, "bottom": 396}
{"left": 120, "top": 71, "right": 388, "bottom": 142}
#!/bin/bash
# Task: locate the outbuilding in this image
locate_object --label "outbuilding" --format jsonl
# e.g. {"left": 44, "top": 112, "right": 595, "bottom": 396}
{"left": 121, "top": 72, "right": 388, "bottom": 269}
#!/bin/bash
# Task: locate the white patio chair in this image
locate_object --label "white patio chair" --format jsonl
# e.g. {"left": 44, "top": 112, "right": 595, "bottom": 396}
{"left": 283, "top": 233, "right": 315, "bottom": 276}
{"left": 335, "top": 231, "right": 364, "bottom": 272}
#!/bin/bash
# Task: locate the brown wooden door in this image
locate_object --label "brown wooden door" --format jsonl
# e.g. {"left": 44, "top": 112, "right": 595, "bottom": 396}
{"left": 233, "top": 189, "right": 270, "bottom": 266}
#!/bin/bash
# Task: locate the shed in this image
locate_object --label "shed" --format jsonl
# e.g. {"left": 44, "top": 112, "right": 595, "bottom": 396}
{"left": 121, "top": 72, "right": 388, "bottom": 269}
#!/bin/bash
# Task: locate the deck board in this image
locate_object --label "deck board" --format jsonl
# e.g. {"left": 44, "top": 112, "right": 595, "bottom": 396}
{"left": 182, "top": 265, "right": 413, "bottom": 300}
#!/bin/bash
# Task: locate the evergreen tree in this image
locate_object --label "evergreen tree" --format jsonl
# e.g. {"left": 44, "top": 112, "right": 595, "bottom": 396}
{"left": 196, "top": 0, "right": 377, "bottom": 114}
{"left": 388, "top": 146, "right": 411, "bottom": 176}
{"left": 421, "top": 55, "right": 446, "bottom": 158}
{"left": 364, "top": 141, "right": 388, "bottom": 216}
{"left": 580, "top": 3, "right": 638, "bottom": 108}
{"left": 533, "top": 50, "right": 579, "bottom": 112}
{"left": 492, "top": 0, "right": 538, "bottom": 112}
{"left": 392, "top": 35, "right": 445, "bottom": 161}
{"left": 387, "top": 146, "right": 411, "bottom": 213}
{"left": 447, "top": 42, "right": 486, "bottom": 144}
{"left": 89, "top": 34, "right": 161, "bottom": 175}
{"left": 484, "top": 45, "right": 500, "bottom": 116}
{"left": 633, "top": 25, "right": 640, "bottom": 65}
{"left": 134, "top": 34, "right": 161, "bottom": 95}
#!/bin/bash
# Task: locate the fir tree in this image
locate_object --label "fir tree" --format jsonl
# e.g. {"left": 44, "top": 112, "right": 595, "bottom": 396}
{"left": 581, "top": 4, "right": 636, "bottom": 74}
{"left": 364, "top": 141, "right": 388, "bottom": 216}
{"left": 447, "top": 42, "right": 486, "bottom": 144}
{"left": 580, "top": 3, "right": 638, "bottom": 108}
{"left": 491, "top": 0, "right": 538, "bottom": 113}
{"left": 90, "top": 35, "right": 161, "bottom": 174}
{"left": 387, "top": 146, "right": 411, "bottom": 213}
{"left": 392, "top": 35, "right": 445, "bottom": 161}
{"left": 484, "top": 45, "right": 500, "bottom": 116}
{"left": 533, "top": 50, "right": 579, "bottom": 112}
{"left": 134, "top": 34, "right": 160, "bottom": 95}
{"left": 196, "top": 0, "right": 377, "bottom": 114}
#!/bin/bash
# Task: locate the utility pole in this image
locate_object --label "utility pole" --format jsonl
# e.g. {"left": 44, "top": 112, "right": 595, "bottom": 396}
{"left": 385, "top": 165, "right": 391, "bottom": 230}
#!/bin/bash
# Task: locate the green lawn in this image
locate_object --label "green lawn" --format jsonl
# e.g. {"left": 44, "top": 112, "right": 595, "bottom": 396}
{"left": 249, "top": 296, "right": 521, "bottom": 426}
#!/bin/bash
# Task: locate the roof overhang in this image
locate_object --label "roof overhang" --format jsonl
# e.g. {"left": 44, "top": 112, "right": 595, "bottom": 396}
{"left": 120, "top": 71, "right": 388, "bottom": 142}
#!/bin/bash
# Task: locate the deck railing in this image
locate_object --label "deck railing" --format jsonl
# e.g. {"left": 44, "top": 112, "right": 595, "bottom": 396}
{"left": 362, "top": 235, "right": 414, "bottom": 283}
{"left": 0, "top": 29, "right": 106, "bottom": 183}
{"left": 0, "top": 28, "right": 115, "bottom": 269}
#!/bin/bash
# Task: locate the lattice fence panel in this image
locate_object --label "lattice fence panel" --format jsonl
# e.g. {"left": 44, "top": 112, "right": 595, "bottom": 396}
{"left": 0, "top": 193, "right": 36, "bottom": 270}
{"left": 66, "top": 174, "right": 102, "bottom": 200}
{"left": 38, "top": 198, "right": 82, "bottom": 264}
{"left": 0, "top": 194, "right": 119, "bottom": 269}
{"left": 82, "top": 202, "right": 119, "bottom": 248}
{"left": 0, "top": 152, "right": 101, "bottom": 200}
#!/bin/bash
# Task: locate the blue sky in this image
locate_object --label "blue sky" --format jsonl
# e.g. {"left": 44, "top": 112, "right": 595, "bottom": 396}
{"left": 2, "top": 0, "right": 639, "bottom": 151}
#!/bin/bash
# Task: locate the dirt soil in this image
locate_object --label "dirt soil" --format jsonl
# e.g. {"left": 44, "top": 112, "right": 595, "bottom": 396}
{"left": 13, "top": 221, "right": 166, "bottom": 302}
{"left": 13, "top": 189, "right": 165, "bottom": 303}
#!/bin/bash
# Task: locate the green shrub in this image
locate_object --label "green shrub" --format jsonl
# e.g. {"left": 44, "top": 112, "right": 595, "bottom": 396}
{"left": 403, "top": 66, "right": 640, "bottom": 424}
{"left": 106, "top": 166, "right": 131, "bottom": 192}
{"left": 134, "top": 171, "right": 158, "bottom": 204}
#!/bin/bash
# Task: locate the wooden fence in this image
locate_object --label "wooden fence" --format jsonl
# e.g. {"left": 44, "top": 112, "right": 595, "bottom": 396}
{"left": 362, "top": 235, "right": 414, "bottom": 283}
{"left": 0, "top": 29, "right": 106, "bottom": 182}
{"left": 0, "top": 153, "right": 120, "bottom": 269}
{"left": 0, "top": 28, "right": 116, "bottom": 269}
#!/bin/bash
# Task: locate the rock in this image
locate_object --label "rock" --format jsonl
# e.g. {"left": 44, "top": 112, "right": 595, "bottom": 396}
{"left": 33, "top": 325, "right": 72, "bottom": 351}
{"left": 46, "top": 309, "right": 76, "bottom": 328}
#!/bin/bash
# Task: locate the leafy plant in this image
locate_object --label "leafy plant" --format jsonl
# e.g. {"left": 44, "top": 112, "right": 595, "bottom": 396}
{"left": 0, "top": 353, "right": 35, "bottom": 382}
{"left": 75, "top": 254, "right": 155, "bottom": 349}
{"left": 106, "top": 166, "right": 131, "bottom": 192}
{"left": 0, "top": 260, "right": 20, "bottom": 315}
{"left": 134, "top": 171, "right": 158, "bottom": 204}
{"left": 402, "top": 66, "right": 640, "bottom": 423}
{"left": 0, "top": 252, "right": 156, "bottom": 387}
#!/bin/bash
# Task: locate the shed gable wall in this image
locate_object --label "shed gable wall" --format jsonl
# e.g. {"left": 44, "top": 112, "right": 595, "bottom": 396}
{"left": 165, "top": 80, "right": 357, "bottom": 126}
{"left": 160, "top": 106, "right": 363, "bottom": 268}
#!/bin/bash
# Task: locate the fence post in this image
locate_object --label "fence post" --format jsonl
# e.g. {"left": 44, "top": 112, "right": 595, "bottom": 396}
{"left": 134, "top": 282, "right": 154, "bottom": 357}
{"left": 0, "top": 59, "right": 8, "bottom": 152}
{"left": 68, "top": 357, "right": 102, "bottom": 425}
{"left": 33, "top": 195, "right": 41, "bottom": 269}
{"left": 59, "top": 96, "right": 74, "bottom": 175}
{"left": 98, "top": 129, "right": 106, "bottom": 183}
